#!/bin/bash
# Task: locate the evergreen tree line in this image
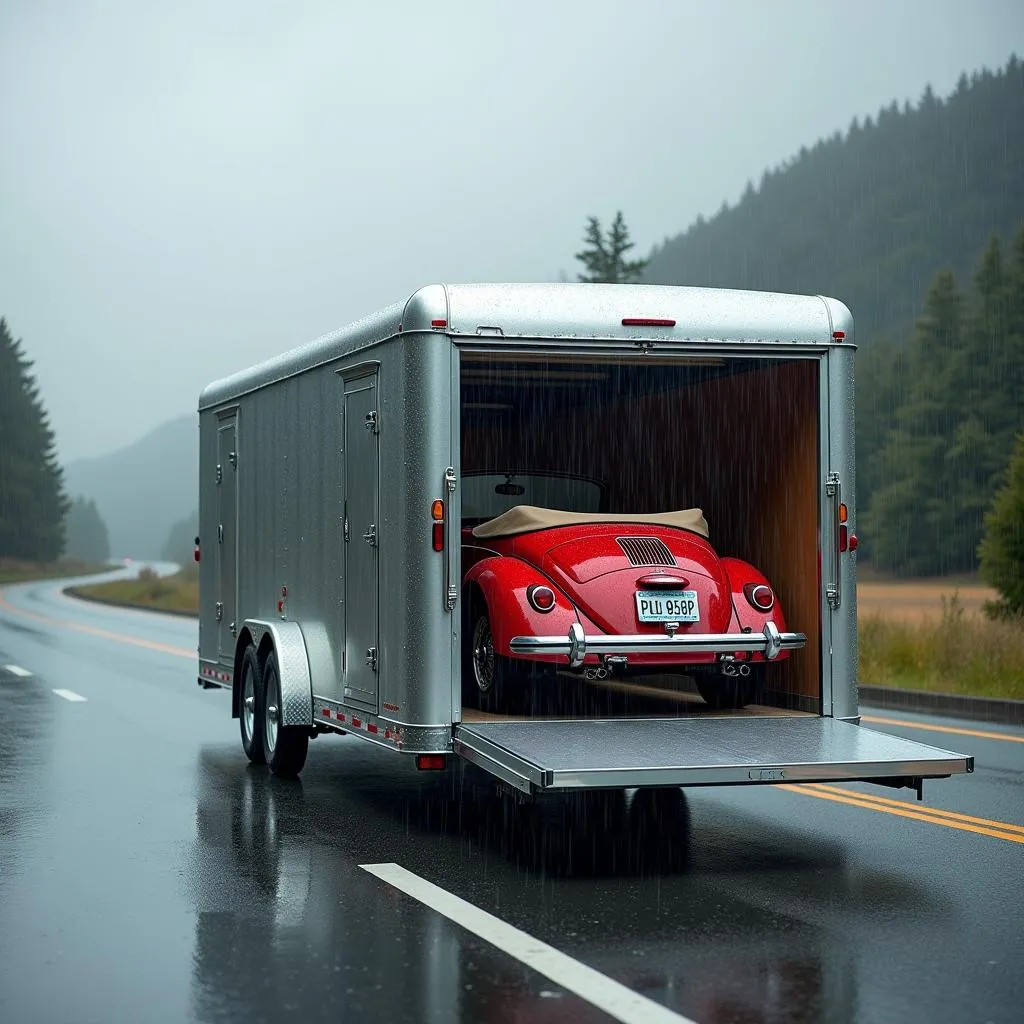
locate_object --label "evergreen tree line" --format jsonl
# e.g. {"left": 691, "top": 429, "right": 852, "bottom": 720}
{"left": 858, "top": 228, "right": 1024, "bottom": 576}
{"left": 0, "top": 318, "right": 67, "bottom": 562}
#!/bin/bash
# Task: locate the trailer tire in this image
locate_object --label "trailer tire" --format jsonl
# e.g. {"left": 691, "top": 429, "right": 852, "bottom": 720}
{"left": 695, "top": 667, "right": 762, "bottom": 710}
{"left": 239, "top": 645, "right": 266, "bottom": 764}
{"left": 260, "top": 650, "right": 308, "bottom": 779}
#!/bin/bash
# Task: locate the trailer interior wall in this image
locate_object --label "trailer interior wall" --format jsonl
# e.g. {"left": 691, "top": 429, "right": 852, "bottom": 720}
{"left": 460, "top": 354, "right": 821, "bottom": 714}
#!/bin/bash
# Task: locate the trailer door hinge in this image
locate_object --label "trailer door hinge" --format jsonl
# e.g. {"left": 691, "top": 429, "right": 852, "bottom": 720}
{"left": 215, "top": 602, "right": 223, "bottom": 621}
{"left": 218, "top": 523, "right": 224, "bottom": 543}
{"left": 362, "top": 523, "right": 377, "bottom": 547}
{"left": 444, "top": 466, "right": 457, "bottom": 493}
{"left": 364, "top": 410, "right": 378, "bottom": 434}
{"left": 365, "top": 647, "right": 378, "bottom": 672}
{"left": 229, "top": 450, "right": 237, "bottom": 468}
{"left": 216, "top": 464, "right": 222, "bottom": 484}
{"left": 229, "top": 621, "right": 237, "bottom": 638}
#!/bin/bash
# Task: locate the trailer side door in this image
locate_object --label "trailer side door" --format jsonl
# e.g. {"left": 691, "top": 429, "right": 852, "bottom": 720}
{"left": 342, "top": 372, "right": 380, "bottom": 710}
{"left": 216, "top": 413, "right": 238, "bottom": 661}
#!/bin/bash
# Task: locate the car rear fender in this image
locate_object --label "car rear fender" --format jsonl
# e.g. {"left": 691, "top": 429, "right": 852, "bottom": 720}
{"left": 464, "top": 556, "right": 581, "bottom": 660}
{"left": 720, "top": 557, "right": 790, "bottom": 657}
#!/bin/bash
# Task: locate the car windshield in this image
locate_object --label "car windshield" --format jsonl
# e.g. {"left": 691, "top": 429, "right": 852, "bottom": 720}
{"left": 462, "top": 473, "right": 604, "bottom": 520}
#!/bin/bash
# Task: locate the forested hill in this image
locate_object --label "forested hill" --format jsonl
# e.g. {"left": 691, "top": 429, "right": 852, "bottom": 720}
{"left": 643, "top": 57, "right": 1024, "bottom": 347}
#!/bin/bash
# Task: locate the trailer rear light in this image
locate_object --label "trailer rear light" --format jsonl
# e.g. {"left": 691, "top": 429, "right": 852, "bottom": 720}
{"left": 743, "top": 583, "right": 775, "bottom": 612}
{"left": 839, "top": 524, "right": 848, "bottom": 552}
{"left": 622, "top": 317, "right": 676, "bottom": 327}
{"left": 832, "top": 330, "right": 846, "bottom": 341}
{"left": 431, "top": 319, "right": 447, "bottom": 329}
{"left": 839, "top": 502, "right": 848, "bottom": 523}
{"left": 527, "top": 584, "right": 556, "bottom": 612}
{"left": 431, "top": 498, "right": 445, "bottom": 552}
{"left": 193, "top": 536, "right": 200, "bottom": 562}
{"left": 416, "top": 754, "right": 446, "bottom": 771}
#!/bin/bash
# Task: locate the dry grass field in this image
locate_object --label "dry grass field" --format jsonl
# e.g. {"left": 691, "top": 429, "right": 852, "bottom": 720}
{"left": 856, "top": 575, "right": 1023, "bottom": 700}
{"left": 856, "top": 577, "right": 998, "bottom": 622}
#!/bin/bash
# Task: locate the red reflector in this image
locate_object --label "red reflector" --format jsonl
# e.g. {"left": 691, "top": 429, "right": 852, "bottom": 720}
{"left": 432, "top": 521, "right": 444, "bottom": 552}
{"left": 839, "top": 524, "right": 849, "bottom": 552}
{"left": 351, "top": 717, "right": 361, "bottom": 728}
{"left": 622, "top": 317, "right": 676, "bottom": 327}
{"left": 431, "top": 319, "right": 447, "bottom": 328}
{"left": 337, "top": 712, "right": 346, "bottom": 721}
{"left": 321, "top": 708, "right": 331, "bottom": 717}
{"left": 416, "top": 754, "right": 447, "bottom": 771}
{"left": 849, "top": 533, "right": 859, "bottom": 552}
{"left": 832, "top": 330, "right": 846, "bottom": 340}
{"left": 368, "top": 723, "right": 378, "bottom": 734}
{"left": 277, "top": 599, "right": 284, "bottom": 613}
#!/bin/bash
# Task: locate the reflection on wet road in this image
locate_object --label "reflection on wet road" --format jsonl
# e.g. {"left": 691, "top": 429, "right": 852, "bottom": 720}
{"left": 1, "top": 573, "right": 1022, "bottom": 1023}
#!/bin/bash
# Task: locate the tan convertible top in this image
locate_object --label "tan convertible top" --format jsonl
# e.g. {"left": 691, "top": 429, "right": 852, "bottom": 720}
{"left": 471, "top": 505, "right": 710, "bottom": 540}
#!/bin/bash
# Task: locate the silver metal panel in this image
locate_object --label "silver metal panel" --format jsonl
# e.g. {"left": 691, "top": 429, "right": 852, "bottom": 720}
{"left": 827, "top": 343, "right": 859, "bottom": 720}
{"left": 198, "top": 284, "right": 846, "bottom": 413}
{"left": 245, "top": 620, "right": 313, "bottom": 727}
{"left": 343, "top": 374, "right": 379, "bottom": 709}
{"left": 216, "top": 416, "right": 238, "bottom": 659}
{"left": 453, "top": 718, "right": 973, "bottom": 791}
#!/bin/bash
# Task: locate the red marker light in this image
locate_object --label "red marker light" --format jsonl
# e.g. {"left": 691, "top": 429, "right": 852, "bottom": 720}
{"left": 416, "top": 754, "right": 447, "bottom": 771}
{"left": 431, "top": 319, "right": 447, "bottom": 328}
{"left": 833, "top": 330, "right": 846, "bottom": 341}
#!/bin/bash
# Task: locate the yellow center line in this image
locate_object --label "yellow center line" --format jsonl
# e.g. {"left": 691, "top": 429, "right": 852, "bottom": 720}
{"left": 780, "top": 784, "right": 1024, "bottom": 844}
{"left": 861, "top": 713, "right": 1024, "bottom": 745}
{"left": 0, "top": 590, "right": 194, "bottom": 660}
{"left": 809, "top": 784, "right": 1024, "bottom": 835}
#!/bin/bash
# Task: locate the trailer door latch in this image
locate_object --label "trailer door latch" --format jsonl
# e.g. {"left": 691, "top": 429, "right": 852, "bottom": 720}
{"left": 362, "top": 523, "right": 377, "bottom": 547}
{"left": 365, "top": 647, "right": 378, "bottom": 672}
{"left": 364, "top": 410, "right": 378, "bottom": 434}
{"left": 215, "top": 602, "right": 223, "bottom": 621}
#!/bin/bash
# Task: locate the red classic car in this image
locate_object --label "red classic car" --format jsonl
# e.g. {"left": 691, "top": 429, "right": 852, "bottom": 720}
{"left": 460, "top": 471, "right": 806, "bottom": 712}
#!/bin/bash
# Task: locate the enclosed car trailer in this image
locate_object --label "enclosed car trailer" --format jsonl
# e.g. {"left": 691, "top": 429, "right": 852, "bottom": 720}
{"left": 196, "top": 283, "right": 972, "bottom": 794}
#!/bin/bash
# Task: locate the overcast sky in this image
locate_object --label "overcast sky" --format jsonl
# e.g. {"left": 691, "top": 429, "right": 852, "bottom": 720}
{"left": 1, "top": 0, "right": 1021, "bottom": 463}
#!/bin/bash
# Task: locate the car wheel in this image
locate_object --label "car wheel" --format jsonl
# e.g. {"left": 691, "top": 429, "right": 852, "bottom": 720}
{"left": 465, "top": 605, "right": 529, "bottom": 713}
{"left": 695, "top": 666, "right": 762, "bottom": 710}
{"left": 260, "top": 651, "right": 309, "bottom": 779}
{"left": 239, "top": 645, "right": 266, "bottom": 764}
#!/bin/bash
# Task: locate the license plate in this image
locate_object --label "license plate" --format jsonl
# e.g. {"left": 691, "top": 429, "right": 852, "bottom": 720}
{"left": 635, "top": 590, "right": 700, "bottom": 623}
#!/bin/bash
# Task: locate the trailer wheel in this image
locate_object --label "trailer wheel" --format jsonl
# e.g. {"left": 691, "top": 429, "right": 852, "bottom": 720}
{"left": 260, "top": 651, "right": 308, "bottom": 779}
{"left": 239, "top": 645, "right": 266, "bottom": 764}
{"left": 695, "top": 667, "right": 762, "bottom": 710}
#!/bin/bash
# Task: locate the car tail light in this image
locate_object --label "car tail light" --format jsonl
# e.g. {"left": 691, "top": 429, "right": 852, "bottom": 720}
{"left": 431, "top": 499, "right": 444, "bottom": 552}
{"left": 527, "top": 584, "right": 556, "bottom": 612}
{"left": 743, "top": 583, "right": 775, "bottom": 612}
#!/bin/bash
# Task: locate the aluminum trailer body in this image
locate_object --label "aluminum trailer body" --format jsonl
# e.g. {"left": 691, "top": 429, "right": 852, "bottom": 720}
{"left": 197, "top": 283, "right": 972, "bottom": 792}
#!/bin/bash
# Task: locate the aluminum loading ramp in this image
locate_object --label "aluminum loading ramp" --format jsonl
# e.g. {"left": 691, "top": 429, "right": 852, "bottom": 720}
{"left": 453, "top": 717, "right": 973, "bottom": 794}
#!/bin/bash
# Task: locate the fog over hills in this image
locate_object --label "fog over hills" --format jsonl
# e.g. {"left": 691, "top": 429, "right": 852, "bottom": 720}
{"left": 63, "top": 415, "right": 197, "bottom": 559}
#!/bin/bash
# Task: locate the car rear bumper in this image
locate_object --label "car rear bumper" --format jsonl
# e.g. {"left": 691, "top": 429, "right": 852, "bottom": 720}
{"left": 509, "top": 621, "right": 806, "bottom": 668}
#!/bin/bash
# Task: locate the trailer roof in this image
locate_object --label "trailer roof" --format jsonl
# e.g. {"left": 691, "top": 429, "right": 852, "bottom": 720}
{"left": 199, "top": 283, "right": 852, "bottom": 410}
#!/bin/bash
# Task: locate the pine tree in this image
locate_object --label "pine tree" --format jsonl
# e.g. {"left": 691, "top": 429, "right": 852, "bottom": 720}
{"left": 978, "top": 432, "right": 1024, "bottom": 616}
{"left": 64, "top": 496, "right": 110, "bottom": 563}
{"left": 0, "top": 318, "right": 68, "bottom": 562}
{"left": 575, "top": 212, "right": 648, "bottom": 283}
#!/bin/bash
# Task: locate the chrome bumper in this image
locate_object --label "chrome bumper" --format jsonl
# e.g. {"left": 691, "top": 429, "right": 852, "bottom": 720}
{"left": 509, "top": 621, "right": 806, "bottom": 669}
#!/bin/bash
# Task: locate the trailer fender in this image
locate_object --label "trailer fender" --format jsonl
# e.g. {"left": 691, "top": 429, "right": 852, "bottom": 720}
{"left": 240, "top": 619, "right": 314, "bottom": 728}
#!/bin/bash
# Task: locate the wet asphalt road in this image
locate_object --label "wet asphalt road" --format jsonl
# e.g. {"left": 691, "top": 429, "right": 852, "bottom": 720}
{"left": 1, "top": 573, "right": 1022, "bottom": 1024}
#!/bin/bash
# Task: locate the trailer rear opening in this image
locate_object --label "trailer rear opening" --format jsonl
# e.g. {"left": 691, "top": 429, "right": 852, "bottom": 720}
{"left": 460, "top": 352, "right": 823, "bottom": 721}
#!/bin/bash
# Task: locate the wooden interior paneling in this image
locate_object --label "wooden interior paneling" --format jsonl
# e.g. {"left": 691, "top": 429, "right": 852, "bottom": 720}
{"left": 461, "top": 357, "right": 821, "bottom": 712}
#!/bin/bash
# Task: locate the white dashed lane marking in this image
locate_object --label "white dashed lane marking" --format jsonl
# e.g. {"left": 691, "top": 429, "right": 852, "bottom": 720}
{"left": 52, "top": 688, "right": 87, "bottom": 702}
{"left": 3, "top": 664, "right": 33, "bottom": 677}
